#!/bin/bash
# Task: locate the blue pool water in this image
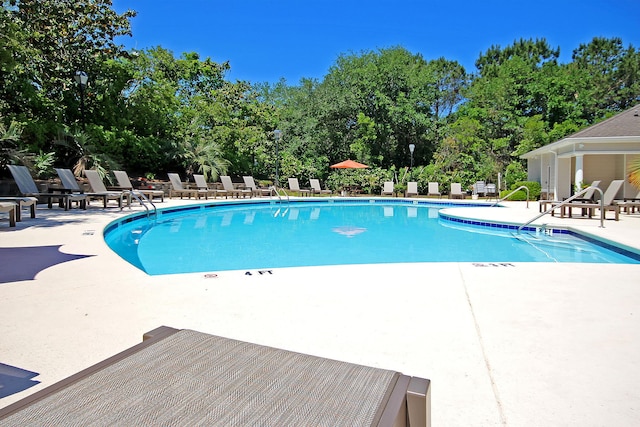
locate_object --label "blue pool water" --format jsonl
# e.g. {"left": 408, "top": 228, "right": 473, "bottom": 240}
{"left": 104, "top": 200, "right": 640, "bottom": 275}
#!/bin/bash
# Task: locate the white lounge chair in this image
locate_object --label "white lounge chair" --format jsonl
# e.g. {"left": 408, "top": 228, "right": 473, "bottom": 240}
{"left": 381, "top": 181, "right": 394, "bottom": 196}
{"left": 485, "top": 183, "right": 497, "bottom": 199}
{"left": 426, "top": 182, "right": 440, "bottom": 198}
{"left": 406, "top": 182, "right": 419, "bottom": 197}
{"left": 310, "top": 178, "right": 331, "bottom": 195}
{"left": 449, "top": 183, "right": 465, "bottom": 199}
{"left": 113, "top": 171, "right": 165, "bottom": 202}
{"left": 288, "top": 177, "right": 310, "bottom": 197}
{"left": 473, "top": 181, "right": 486, "bottom": 197}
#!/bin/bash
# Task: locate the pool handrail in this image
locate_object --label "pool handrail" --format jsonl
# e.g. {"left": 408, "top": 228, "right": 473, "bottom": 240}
{"left": 517, "top": 186, "right": 605, "bottom": 233}
{"left": 128, "top": 191, "right": 157, "bottom": 219}
{"left": 490, "top": 185, "right": 530, "bottom": 208}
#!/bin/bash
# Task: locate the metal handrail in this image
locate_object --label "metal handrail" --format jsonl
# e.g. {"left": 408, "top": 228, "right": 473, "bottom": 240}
{"left": 128, "top": 191, "right": 157, "bottom": 219}
{"left": 269, "top": 186, "right": 290, "bottom": 216}
{"left": 490, "top": 185, "right": 530, "bottom": 208}
{"left": 516, "top": 186, "right": 605, "bottom": 233}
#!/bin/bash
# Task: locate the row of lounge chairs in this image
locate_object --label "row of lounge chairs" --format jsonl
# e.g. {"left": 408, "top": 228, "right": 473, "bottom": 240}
{"left": 381, "top": 181, "right": 467, "bottom": 199}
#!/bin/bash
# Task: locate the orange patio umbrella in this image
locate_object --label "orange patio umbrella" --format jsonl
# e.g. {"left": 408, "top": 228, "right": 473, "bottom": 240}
{"left": 330, "top": 159, "right": 369, "bottom": 169}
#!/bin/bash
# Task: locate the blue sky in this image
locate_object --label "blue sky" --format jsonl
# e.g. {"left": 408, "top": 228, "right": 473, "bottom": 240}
{"left": 112, "top": 0, "right": 640, "bottom": 85}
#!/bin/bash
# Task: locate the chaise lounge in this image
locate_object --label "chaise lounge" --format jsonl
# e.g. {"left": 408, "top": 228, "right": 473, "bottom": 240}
{"left": 381, "top": 181, "right": 394, "bottom": 196}
{"left": 82, "top": 169, "right": 129, "bottom": 209}
{"left": 7, "top": 165, "right": 87, "bottom": 211}
{"left": 113, "top": 170, "right": 165, "bottom": 203}
{"left": 0, "top": 326, "right": 431, "bottom": 426}
{"left": 558, "top": 179, "right": 624, "bottom": 221}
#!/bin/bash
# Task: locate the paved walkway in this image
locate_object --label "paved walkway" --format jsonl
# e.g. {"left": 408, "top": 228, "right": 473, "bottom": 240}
{"left": 1, "top": 198, "right": 639, "bottom": 426}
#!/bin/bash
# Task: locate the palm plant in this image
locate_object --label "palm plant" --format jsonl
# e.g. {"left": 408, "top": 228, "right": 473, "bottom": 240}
{"left": 0, "top": 118, "right": 27, "bottom": 169}
{"left": 180, "top": 137, "right": 229, "bottom": 182}
{"left": 628, "top": 157, "right": 640, "bottom": 189}
{"left": 54, "top": 127, "right": 119, "bottom": 180}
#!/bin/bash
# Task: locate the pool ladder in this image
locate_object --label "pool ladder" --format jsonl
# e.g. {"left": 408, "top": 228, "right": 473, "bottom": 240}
{"left": 128, "top": 191, "right": 158, "bottom": 220}
{"left": 270, "top": 186, "right": 290, "bottom": 217}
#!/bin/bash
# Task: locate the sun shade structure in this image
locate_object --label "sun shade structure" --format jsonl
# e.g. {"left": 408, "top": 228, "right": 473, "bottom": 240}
{"left": 330, "top": 159, "right": 369, "bottom": 169}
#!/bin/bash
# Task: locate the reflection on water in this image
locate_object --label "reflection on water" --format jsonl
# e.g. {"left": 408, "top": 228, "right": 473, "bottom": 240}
{"left": 332, "top": 226, "right": 367, "bottom": 238}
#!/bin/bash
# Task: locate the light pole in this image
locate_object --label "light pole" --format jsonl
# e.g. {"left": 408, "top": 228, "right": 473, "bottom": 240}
{"left": 274, "top": 129, "right": 282, "bottom": 187}
{"left": 409, "top": 143, "right": 415, "bottom": 169}
{"left": 74, "top": 71, "right": 88, "bottom": 130}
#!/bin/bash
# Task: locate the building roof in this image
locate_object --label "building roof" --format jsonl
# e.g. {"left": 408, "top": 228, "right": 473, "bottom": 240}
{"left": 521, "top": 104, "right": 640, "bottom": 158}
{"left": 571, "top": 106, "right": 640, "bottom": 138}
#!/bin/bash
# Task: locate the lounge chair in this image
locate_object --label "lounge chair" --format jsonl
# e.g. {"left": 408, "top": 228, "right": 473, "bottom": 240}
{"left": 473, "top": 181, "right": 486, "bottom": 197}
{"left": 288, "top": 177, "right": 311, "bottom": 197}
{"left": 539, "top": 180, "right": 601, "bottom": 214}
{"left": 167, "top": 173, "right": 205, "bottom": 199}
{"left": 616, "top": 189, "right": 640, "bottom": 214}
{"left": 82, "top": 169, "right": 128, "bottom": 209}
{"left": 406, "top": 181, "right": 419, "bottom": 197}
{"left": 193, "top": 174, "right": 219, "bottom": 199}
{"left": 0, "top": 201, "right": 17, "bottom": 227}
{"left": 8, "top": 164, "right": 87, "bottom": 210}
{"left": 0, "top": 196, "right": 37, "bottom": 221}
{"left": 113, "top": 171, "right": 165, "bottom": 202}
{"left": 485, "top": 183, "right": 497, "bottom": 199}
{"left": 426, "top": 182, "right": 440, "bottom": 198}
{"left": 559, "top": 179, "right": 624, "bottom": 220}
{"left": 243, "top": 176, "right": 271, "bottom": 197}
{"left": 221, "top": 175, "right": 252, "bottom": 198}
{"left": 449, "top": 183, "right": 465, "bottom": 199}
{"left": 0, "top": 326, "right": 431, "bottom": 426}
{"left": 309, "top": 178, "right": 331, "bottom": 195}
{"left": 381, "top": 181, "right": 394, "bottom": 196}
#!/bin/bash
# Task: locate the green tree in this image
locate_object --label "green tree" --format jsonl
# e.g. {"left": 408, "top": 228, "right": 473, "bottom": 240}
{"left": 2, "top": 0, "right": 136, "bottom": 131}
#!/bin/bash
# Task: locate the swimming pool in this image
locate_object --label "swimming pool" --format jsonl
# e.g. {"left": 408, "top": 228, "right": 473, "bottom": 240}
{"left": 104, "top": 199, "right": 640, "bottom": 274}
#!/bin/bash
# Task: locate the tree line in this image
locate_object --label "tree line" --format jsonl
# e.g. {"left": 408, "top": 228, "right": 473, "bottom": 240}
{"left": 1, "top": 0, "right": 639, "bottom": 193}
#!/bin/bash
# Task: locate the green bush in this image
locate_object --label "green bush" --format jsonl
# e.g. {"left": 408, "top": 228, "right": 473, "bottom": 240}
{"left": 499, "top": 189, "right": 527, "bottom": 201}
{"left": 499, "top": 181, "right": 541, "bottom": 201}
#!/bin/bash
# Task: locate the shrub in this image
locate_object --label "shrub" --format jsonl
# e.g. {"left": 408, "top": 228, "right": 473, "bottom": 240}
{"left": 499, "top": 181, "right": 541, "bottom": 200}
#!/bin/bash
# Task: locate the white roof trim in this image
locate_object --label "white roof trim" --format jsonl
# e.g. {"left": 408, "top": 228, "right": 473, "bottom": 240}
{"left": 521, "top": 136, "right": 640, "bottom": 159}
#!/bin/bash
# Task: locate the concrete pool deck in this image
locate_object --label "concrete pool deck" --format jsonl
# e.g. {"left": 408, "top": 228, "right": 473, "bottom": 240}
{"left": 1, "top": 197, "right": 639, "bottom": 426}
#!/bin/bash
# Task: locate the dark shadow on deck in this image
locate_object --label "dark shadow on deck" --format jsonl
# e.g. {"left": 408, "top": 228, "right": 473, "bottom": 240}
{"left": 0, "top": 363, "right": 40, "bottom": 398}
{"left": 0, "top": 245, "right": 93, "bottom": 284}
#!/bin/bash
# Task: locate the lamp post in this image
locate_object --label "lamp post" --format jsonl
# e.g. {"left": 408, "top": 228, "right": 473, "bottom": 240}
{"left": 409, "top": 143, "right": 415, "bottom": 169}
{"left": 74, "top": 71, "right": 88, "bottom": 130}
{"left": 274, "top": 129, "right": 282, "bottom": 187}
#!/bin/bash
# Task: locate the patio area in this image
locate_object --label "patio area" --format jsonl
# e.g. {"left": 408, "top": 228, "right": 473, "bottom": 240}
{"left": 1, "top": 198, "right": 639, "bottom": 426}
